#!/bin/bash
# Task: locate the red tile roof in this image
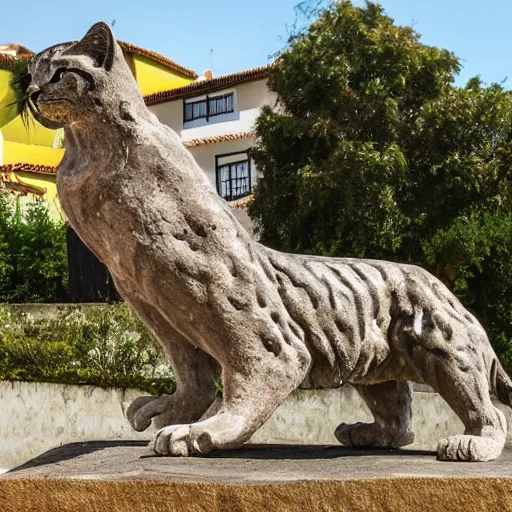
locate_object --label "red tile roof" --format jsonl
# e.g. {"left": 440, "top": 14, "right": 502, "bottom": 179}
{"left": 144, "top": 65, "right": 272, "bottom": 105}
{"left": 183, "top": 132, "right": 254, "bottom": 148}
{"left": 0, "top": 167, "right": 48, "bottom": 196}
{"left": 0, "top": 42, "right": 197, "bottom": 78}
{"left": 230, "top": 194, "right": 254, "bottom": 210}
{"left": 0, "top": 54, "right": 16, "bottom": 71}
{"left": 118, "top": 41, "right": 198, "bottom": 79}
{"left": 0, "top": 163, "right": 57, "bottom": 175}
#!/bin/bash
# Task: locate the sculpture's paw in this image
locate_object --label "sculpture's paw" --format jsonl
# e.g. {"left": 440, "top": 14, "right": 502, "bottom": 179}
{"left": 335, "top": 422, "right": 415, "bottom": 449}
{"left": 437, "top": 435, "right": 504, "bottom": 462}
{"left": 150, "top": 423, "right": 215, "bottom": 457}
{"left": 126, "top": 395, "right": 171, "bottom": 432}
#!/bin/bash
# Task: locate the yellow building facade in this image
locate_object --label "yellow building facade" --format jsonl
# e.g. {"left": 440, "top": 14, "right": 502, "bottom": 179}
{"left": 0, "top": 42, "right": 198, "bottom": 217}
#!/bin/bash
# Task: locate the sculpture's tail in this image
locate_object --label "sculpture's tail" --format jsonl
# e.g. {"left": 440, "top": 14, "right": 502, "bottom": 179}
{"left": 492, "top": 358, "right": 512, "bottom": 407}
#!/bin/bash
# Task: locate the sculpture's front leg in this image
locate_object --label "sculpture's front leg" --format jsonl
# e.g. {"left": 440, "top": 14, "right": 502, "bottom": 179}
{"left": 151, "top": 339, "right": 311, "bottom": 456}
{"left": 120, "top": 292, "right": 220, "bottom": 431}
{"left": 126, "top": 341, "right": 219, "bottom": 431}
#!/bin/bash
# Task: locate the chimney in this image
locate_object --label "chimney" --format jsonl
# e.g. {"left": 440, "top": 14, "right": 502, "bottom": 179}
{"left": 204, "top": 70, "right": 213, "bottom": 81}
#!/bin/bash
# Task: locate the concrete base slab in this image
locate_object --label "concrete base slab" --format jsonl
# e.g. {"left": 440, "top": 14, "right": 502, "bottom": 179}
{"left": 4, "top": 441, "right": 512, "bottom": 482}
{"left": 2, "top": 442, "right": 512, "bottom": 511}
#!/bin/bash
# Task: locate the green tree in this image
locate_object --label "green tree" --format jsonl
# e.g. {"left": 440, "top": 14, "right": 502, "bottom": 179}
{"left": 249, "top": 1, "right": 512, "bottom": 366}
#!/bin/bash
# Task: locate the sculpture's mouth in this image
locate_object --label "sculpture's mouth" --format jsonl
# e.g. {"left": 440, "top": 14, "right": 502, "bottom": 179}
{"left": 38, "top": 98, "right": 73, "bottom": 104}
{"left": 26, "top": 88, "right": 67, "bottom": 130}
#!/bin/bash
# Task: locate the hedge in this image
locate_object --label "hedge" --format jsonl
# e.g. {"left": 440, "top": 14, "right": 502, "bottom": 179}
{"left": 0, "top": 303, "right": 175, "bottom": 395}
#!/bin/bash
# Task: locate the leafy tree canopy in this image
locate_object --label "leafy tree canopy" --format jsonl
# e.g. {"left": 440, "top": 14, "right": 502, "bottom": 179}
{"left": 249, "top": 0, "right": 512, "bottom": 365}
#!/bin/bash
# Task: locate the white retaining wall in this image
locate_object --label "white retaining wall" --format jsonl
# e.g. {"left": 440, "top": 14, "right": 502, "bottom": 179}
{"left": 0, "top": 382, "right": 148, "bottom": 470}
{"left": 1, "top": 381, "right": 511, "bottom": 470}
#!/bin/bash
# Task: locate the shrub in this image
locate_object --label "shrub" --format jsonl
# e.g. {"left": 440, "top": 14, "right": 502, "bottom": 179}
{"left": 0, "top": 196, "right": 68, "bottom": 303}
{"left": 0, "top": 303, "right": 175, "bottom": 394}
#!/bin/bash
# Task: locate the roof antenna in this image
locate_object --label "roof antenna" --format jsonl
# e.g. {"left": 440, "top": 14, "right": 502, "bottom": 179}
{"left": 210, "top": 49, "right": 213, "bottom": 71}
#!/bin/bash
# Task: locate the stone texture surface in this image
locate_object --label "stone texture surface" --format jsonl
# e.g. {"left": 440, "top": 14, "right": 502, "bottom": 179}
{"left": 25, "top": 21, "right": 512, "bottom": 462}
{"left": 4, "top": 442, "right": 512, "bottom": 483}
{"left": 4, "top": 449, "right": 512, "bottom": 512}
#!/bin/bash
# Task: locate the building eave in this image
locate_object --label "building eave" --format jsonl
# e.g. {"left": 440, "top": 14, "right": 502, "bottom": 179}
{"left": 183, "top": 132, "right": 254, "bottom": 148}
{"left": 0, "top": 163, "right": 57, "bottom": 175}
{"left": 144, "top": 65, "right": 273, "bottom": 105}
{"left": 0, "top": 167, "right": 48, "bottom": 196}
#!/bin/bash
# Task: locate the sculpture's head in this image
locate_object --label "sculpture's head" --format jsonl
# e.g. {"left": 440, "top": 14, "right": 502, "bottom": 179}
{"left": 22, "top": 22, "right": 135, "bottom": 130}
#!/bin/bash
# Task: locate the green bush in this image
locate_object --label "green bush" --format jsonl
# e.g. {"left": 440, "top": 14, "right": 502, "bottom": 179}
{"left": 0, "top": 303, "right": 175, "bottom": 394}
{"left": 0, "top": 196, "right": 68, "bottom": 303}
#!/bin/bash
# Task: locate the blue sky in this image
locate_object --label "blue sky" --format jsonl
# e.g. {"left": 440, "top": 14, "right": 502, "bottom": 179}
{"left": 1, "top": 0, "right": 510, "bottom": 86}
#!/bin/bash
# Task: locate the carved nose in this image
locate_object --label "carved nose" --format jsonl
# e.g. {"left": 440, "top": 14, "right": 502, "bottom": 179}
{"left": 26, "top": 84, "right": 40, "bottom": 103}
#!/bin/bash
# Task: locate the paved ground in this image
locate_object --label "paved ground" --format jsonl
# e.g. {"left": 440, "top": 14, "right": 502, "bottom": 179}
{"left": 3, "top": 441, "right": 512, "bottom": 483}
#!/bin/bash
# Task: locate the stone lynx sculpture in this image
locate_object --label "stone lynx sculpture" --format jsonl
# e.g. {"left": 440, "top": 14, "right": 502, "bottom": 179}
{"left": 24, "top": 22, "right": 512, "bottom": 462}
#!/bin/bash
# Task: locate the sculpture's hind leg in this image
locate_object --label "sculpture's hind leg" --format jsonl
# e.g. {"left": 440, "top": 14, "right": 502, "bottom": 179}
{"left": 423, "top": 356, "right": 506, "bottom": 462}
{"left": 335, "top": 381, "right": 415, "bottom": 448}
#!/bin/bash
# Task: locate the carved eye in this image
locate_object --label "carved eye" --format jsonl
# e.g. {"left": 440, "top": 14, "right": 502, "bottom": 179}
{"left": 50, "top": 68, "right": 67, "bottom": 83}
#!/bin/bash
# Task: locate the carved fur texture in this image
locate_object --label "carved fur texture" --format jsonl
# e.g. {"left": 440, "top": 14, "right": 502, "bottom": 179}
{"left": 27, "top": 22, "right": 512, "bottom": 462}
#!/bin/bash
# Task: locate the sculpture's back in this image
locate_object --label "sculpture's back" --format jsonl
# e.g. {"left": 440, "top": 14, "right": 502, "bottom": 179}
{"left": 22, "top": 22, "right": 512, "bottom": 462}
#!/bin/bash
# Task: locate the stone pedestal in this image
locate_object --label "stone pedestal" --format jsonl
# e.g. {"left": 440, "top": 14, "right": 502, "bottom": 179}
{"left": 1, "top": 442, "right": 512, "bottom": 511}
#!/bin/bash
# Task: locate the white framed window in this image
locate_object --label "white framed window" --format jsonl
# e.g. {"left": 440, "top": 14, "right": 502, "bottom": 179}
{"left": 183, "top": 92, "right": 235, "bottom": 123}
{"left": 215, "top": 151, "right": 251, "bottom": 201}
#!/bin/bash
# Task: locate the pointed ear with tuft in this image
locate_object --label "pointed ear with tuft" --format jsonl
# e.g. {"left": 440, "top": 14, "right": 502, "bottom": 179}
{"left": 62, "top": 22, "right": 115, "bottom": 71}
